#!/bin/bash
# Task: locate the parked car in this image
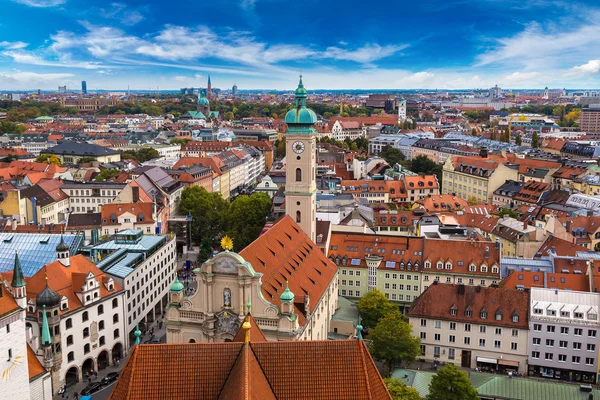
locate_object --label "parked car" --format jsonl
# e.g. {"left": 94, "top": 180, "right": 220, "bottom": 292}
{"left": 151, "top": 337, "right": 161, "bottom": 344}
{"left": 101, "top": 372, "right": 119, "bottom": 385}
{"left": 81, "top": 382, "right": 105, "bottom": 395}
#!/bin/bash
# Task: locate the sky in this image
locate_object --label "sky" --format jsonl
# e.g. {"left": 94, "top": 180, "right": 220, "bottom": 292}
{"left": 1, "top": 0, "right": 600, "bottom": 91}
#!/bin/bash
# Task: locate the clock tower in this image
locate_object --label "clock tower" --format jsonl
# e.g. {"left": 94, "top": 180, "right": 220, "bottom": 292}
{"left": 284, "top": 76, "right": 317, "bottom": 242}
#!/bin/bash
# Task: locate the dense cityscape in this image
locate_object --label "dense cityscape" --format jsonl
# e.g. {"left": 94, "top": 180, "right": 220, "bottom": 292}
{"left": 2, "top": 1, "right": 600, "bottom": 400}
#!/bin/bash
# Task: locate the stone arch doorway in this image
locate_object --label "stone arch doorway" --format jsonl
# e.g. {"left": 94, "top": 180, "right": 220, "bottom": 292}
{"left": 65, "top": 366, "right": 79, "bottom": 387}
{"left": 82, "top": 358, "right": 95, "bottom": 377}
{"left": 98, "top": 350, "right": 109, "bottom": 370}
{"left": 188, "top": 339, "right": 196, "bottom": 343}
{"left": 112, "top": 342, "right": 123, "bottom": 361}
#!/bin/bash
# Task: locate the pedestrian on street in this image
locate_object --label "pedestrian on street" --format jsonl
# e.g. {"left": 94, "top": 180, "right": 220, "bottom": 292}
{"left": 74, "top": 392, "right": 79, "bottom": 400}
{"left": 116, "top": 358, "right": 120, "bottom": 367}
{"left": 65, "top": 392, "right": 69, "bottom": 399}
{"left": 94, "top": 371, "right": 98, "bottom": 379}
{"left": 88, "top": 376, "right": 92, "bottom": 384}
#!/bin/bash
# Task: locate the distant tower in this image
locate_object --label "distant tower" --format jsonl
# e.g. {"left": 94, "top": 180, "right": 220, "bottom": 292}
{"left": 207, "top": 75, "right": 212, "bottom": 100}
{"left": 339, "top": 101, "right": 343, "bottom": 116}
{"left": 284, "top": 75, "right": 317, "bottom": 242}
{"left": 397, "top": 98, "right": 407, "bottom": 123}
{"left": 232, "top": 83, "right": 238, "bottom": 97}
{"left": 81, "top": 80, "right": 87, "bottom": 94}
{"left": 542, "top": 86, "right": 549, "bottom": 100}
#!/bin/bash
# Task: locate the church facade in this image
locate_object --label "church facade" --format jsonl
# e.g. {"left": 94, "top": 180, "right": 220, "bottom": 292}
{"left": 165, "top": 77, "right": 338, "bottom": 343}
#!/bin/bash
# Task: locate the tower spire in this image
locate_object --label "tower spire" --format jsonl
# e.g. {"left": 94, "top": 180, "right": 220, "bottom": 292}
{"left": 11, "top": 249, "right": 25, "bottom": 288}
{"left": 41, "top": 305, "right": 51, "bottom": 347}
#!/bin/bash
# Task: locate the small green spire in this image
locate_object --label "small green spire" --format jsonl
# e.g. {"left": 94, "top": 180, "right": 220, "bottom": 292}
{"left": 170, "top": 276, "right": 184, "bottom": 292}
{"left": 246, "top": 296, "right": 252, "bottom": 315}
{"left": 134, "top": 324, "right": 141, "bottom": 345}
{"left": 41, "top": 305, "right": 51, "bottom": 346}
{"left": 11, "top": 250, "right": 26, "bottom": 288}
{"left": 280, "top": 281, "right": 294, "bottom": 303}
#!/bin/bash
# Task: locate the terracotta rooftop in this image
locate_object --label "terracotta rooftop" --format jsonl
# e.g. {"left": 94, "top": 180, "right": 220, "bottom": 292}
{"left": 408, "top": 283, "right": 529, "bottom": 329}
{"left": 536, "top": 235, "right": 589, "bottom": 257}
{"left": 110, "top": 322, "right": 390, "bottom": 400}
{"left": 404, "top": 175, "right": 439, "bottom": 190}
{"left": 27, "top": 343, "right": 46, "bottom": 381}
{"left": 415, "top": 194, "right": 467, "bottom": 212}
{"left": 0, "top": 284, "right": 21, "bottom": 319}
{"left": 239, "top": 216, "right": 337, "bottom": 328}
{"left": 101, "top": 202, "right": 154, "bottom": 225}
{"left": 513, "top": 180, "right": 551, "bottom": 204}
{"left": 423, "top": 239, "right": 501, "bottom": 278}
{"left": 500, "top": 271, "right": 589, "bottom": 292}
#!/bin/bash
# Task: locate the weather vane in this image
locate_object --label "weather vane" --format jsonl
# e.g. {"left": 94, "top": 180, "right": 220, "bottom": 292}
{"left": 221, "top": 236, "right": 233, "bottom": 252}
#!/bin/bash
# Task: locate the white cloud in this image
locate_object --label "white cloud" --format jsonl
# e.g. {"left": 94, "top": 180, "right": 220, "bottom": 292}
{"left": 11, "top": 0, "right": 65, "bottom": 7}
{"left": 502, "top": 71, "right": 540, "bottom": 83}
{"left": 477, "top": 18, "right": 600, "bottom": 69}
{"left": 324, "top": 43, "right": 408, "bottom": 63}
{"left": 174, "top": 74, "right": 204, "bottom": 82}
{"left": 567, "top": 60, "right": 600, "bottom": 76}
{"left": 3, "top": 50, "right": 104, "bottom": 69}
{"left": 240, "top": 0, "right": 257, "bottom": 9}
{"left": 0, "top": 41, "right": 28, "bottom": 50}
{"left": 99, "top": 3, "right": 145, "bottom": 26}
{"left": 396, "top": 71, "right": 435, "bottom": 86}
{"left": 0, "top": 71, "right": 74, "bottom": 89}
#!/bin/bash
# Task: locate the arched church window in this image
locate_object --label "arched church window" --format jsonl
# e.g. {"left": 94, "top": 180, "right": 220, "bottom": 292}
{"left": 296, "top": 168, "right": 302, "bottom": 182}
{"left": 296, "top": 211, "right": 301, "bottom": 223}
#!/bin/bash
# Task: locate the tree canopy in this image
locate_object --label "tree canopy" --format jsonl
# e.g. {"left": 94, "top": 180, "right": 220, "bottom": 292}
{"left": 427, "top": 364, "right": 478, "bottom": 400}
{"left": 368, "top": 311, "right": 421, "bottom": 375}
{"left": 380, "top": 146, "right": 406, "bottom": 168}
{"left": 120, "top": 147, "right": 160, "bottom": 163}
{"left": 35, "top": 154, "right": 61, "bottom": 165}
{"left": 95, "top": 169, "right": 119, "bottom": 182}
{"left": 384, "top": 378, "right": 423, "bottom": 400}
{"left": 531, "top": 131, "right": 540, "bottom": 149}
{"left": 179, "top": 187, "right": 272, "bottom": 253}
{"left": 356, "top": 288, "right": 398, "bottom": 329}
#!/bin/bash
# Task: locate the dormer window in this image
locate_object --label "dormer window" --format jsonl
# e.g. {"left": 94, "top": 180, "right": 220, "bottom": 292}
{"left": 512, "top": 313, "right": 519, "bottom": 323}
{"left": 534, "top": 308, "right": 543, "bottom": 315}
{"left": 450, "top": 304, "right": 457, "bottom": 316}
{"left": 496, "top": 310, "right": 503, "bottom": 320}
{"left": 480, "top": 309, "right": 487, "bottom": 319}
{"left": 445, "top": 263, "right": 452, "bottom": 270}
{"left": 425, "top": 262, "right": 431, "bottom": 269}
{"left": 437, "top": 262, "right": 443, "bottom": 270}
{"left": 465, "top": 307, "right": 472, "bottom": 317}
{"left": 481, "top": 266, "right": 488, "bottom": 273}
{"left": 469, "top": 264, "right": 476, "bottom": 272}
{"left": 589, "top": 312, "right": 598, "bottom": 321}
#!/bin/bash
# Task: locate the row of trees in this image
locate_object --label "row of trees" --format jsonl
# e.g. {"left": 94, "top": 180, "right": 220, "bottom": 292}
{"left": 357, "top": 289, "right": 478, "bottom": 400}
{"left": 379, "top": 147, "right": 443, "bottom": 183}
{"left": 179, "top": 187, "right": 272, "bottom": 258}
{"left": 120, "top": 148, "right": 160, "bottom": 163}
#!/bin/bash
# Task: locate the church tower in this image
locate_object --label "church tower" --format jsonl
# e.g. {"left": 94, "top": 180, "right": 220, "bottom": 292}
{"left": 207, "top": 75, "right": 212, "bottom": 100}
{"left": 284, "top": 76, "right": 317, "bottom": 242}
{"left": 197, "top": 90, "right": 210, "bottom": 118}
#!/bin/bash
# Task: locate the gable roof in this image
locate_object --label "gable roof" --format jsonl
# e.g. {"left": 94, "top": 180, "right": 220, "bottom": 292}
{"left": 408, "top": 284, "right": 529, "bottom": 329}
{"left": 239, "top": 216, "right": 337, "bottom": 328}
{"left": 109, "top": 339, "right": 390, "bottom": 400}
{"left": 101, "top": 202, "right": 154, "bottom": 225}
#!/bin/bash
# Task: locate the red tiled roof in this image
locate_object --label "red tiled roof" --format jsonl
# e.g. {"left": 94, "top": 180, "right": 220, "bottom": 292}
{"left": 239, "top": 216, "right": 337, "bottom": 328}
{"left": 101, "top": 202, "right": 154, "bottom": 224}
{"left": 408, "top": 283, "right": 529, "bottom": 329}
{"left": 415, "top": 194, "right": 466, "bottom": 212}
{"left": 109, "top": 339, "right": 390, "bottom": 400}
{"left": 0, "top": 284, "right": 20, "bottom": 318}
{"left": 513, "top": 180, "right": 551, "bottom": 204}
{"left": 536, "top": 235, "right": 589, "bottom": 257}
{"left": 500, "top": 271, "right": 589, "bottom": 291}
{"left": 27, "top": 343, "right": 46, "bottom": 381}
{"left": 552, "top": 165, "right": 588, "bottom": 179}
{"left": 404, "top": 175, "right": 439, "bottom": 190}
{"left": 423, "top": 239, "right": 500, "bottom": 277}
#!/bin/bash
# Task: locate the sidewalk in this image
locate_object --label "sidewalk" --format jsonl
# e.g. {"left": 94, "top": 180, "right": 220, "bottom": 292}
{"left": 53, "top": 321, "right": 168, "bottom": 399}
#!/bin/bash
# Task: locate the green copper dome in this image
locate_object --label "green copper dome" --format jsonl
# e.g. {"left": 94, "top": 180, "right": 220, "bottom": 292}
{"left": 170, "top": 276, "right": 184, "bottom": 292}
{"left": 284, "top": 75, "right": 317, "bottom": 128}
{"left": 280, "top": 282, "right": 294, "bottom": 303}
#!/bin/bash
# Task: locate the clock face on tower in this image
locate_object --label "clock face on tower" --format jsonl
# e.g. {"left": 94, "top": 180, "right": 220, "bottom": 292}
{"left": 292, "top": 141, "right": 305, "bottom": 154}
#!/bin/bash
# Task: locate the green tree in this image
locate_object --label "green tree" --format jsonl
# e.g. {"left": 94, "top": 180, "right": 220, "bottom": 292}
{"left": 275, "top": 137, "right": 286, "bottom": 158}
{"left": 515, "top": 133, "right": 522, "bottom": 146}
{"left": 197, "top": 237, "right": 214, "bottom": 264}
{"left": 0, "top": 120, "right": 26, "bottom": 134}
{"left": 226, "top": 193, "right": 272, "bottom": 251}
{"left": 467, "top": 196, "right": 478, "bottom": 206}
{"left": 409, "top": 155, "right": 438, "bottom": 174}
{"left": 503, "top": 129, "right": 510, "bottom": 143}
{"left": 179, "top": 186, "right": 229, "bottom": 244}
{"left": 471, "top": 128, "right": 477, "bottom": 136}
{"left": 531, "top": 131, "right": 539, "bottom": 148}
{"left": 380, "top": 146, "right": 406, "bottom": 168}
{"left": 384, "top": 378, "right": 423, "bottom": 400}
{"left": 78, "top": 156, "right": 96, "bottom": 163}
{"left": 368, "top": 311, "right": 421, "bottom": 375}
{"left": 170, "top": 138, "right": 191, "bottom": 146}
{"left": 35, "top": 154, "right": 61, "bottom": 165}
{"left": 136, "top": 147, "right": 161, "bottom": 162}
{"left": 427, "top": 364, "right": 478, "bottom": 400}
{"left": 95, "top": 169, "right": 119, "bottom": 182}
{"left": 497, "top": 207, "right": 518, "bottom": 219}
{"left": 356, "top": 288, "right": 397, "bottom": 329}
{"left": 225, "top": 111, "right": 235, "bottom": 120}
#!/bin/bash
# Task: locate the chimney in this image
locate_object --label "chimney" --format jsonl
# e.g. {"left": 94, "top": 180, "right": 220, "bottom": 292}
{"left": 132, "top": 186, "right": 140, "bottom": 203}
{"left": 457, "top": 284, "right": 465, "bottom": 295}
{"left": 523, "top": 221, "right": 528, "bottom": 230}
{"left": 11, "top": 217, "right": 17, "bottom": 231}
{"left": 566, "top": 220, "right": 572, "bottom": 234}
{"left": 588, "top": 210, "right": 594, "bottom": 217}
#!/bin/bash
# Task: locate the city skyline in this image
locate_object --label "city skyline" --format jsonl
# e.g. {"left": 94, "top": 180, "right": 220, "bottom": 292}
{"left": 1, "top": 0, "right": 600, "bottom": 90}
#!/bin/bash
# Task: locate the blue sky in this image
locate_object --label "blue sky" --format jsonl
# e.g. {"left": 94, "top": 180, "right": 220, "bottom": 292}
{"left": 1, "top": 0, "right": 600, "bottom": 90}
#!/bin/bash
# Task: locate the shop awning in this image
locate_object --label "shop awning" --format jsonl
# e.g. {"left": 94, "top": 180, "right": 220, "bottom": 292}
{"left": 498, "top": 359, "right": 519, "bottom": 367}
{"left": 476, "top": 357, "right": 497, "bottom": 364}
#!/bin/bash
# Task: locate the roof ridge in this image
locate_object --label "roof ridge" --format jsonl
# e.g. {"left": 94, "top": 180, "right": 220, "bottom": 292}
{"left": 248, "top": 342, "right": 278, "bottom": 399}
{"left": 124, "top": 345, "right": 138, "bottom": 400}
{"left": 217, "top": 344, "right": 246, "bottom": 399}
{"left": 357, "top": 340, "right": 373, "bottom": 399}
